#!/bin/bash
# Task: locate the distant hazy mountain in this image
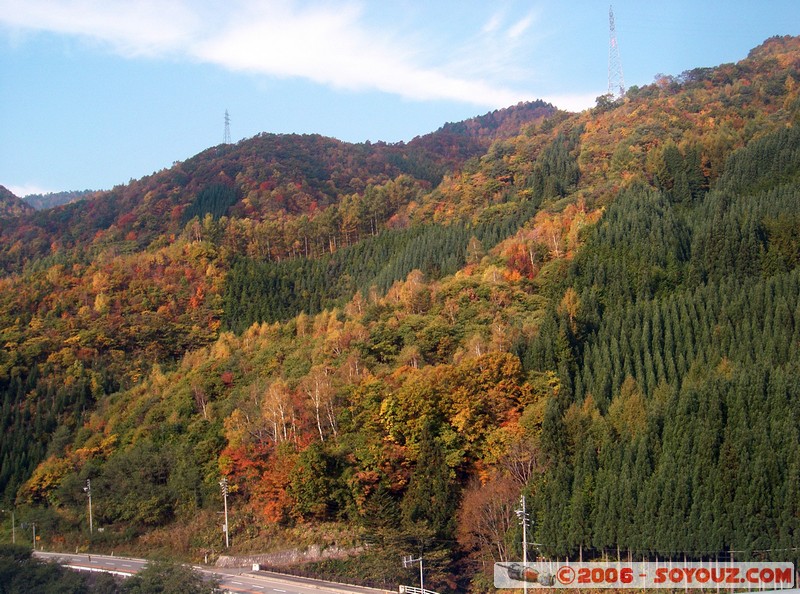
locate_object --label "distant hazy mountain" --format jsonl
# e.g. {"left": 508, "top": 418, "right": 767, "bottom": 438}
{"left": 23, "top": 189, "right": 96, "bottom": 210}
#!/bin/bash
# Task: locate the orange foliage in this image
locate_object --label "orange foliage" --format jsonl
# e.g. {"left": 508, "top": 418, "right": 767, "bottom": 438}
{"left": 219, "top": 442, "right": 297, "bottom": 523}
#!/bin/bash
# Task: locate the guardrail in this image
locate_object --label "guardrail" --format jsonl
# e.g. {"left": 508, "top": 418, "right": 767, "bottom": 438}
{"left": 398, "top": 586, "right": 440, "bottom": 594}
{"left": 65, "top": 564, "right": 135, "bottom": 578}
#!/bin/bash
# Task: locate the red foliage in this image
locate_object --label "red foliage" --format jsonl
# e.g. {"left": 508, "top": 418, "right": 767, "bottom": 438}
{"left": 252, "top": 450, "right": 297, "bottom": 524}
{"left": 504, "top": 242, "right": 535, "bottom": 278}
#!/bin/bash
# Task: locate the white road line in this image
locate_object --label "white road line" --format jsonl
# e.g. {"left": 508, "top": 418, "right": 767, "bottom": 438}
{"left": 273, "top": 589, "right": 287, "bottom": 592}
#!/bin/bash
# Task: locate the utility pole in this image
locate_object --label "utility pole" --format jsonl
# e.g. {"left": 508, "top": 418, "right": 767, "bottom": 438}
{"left": 516, "top": 494, "right": 530, "bottom": 593}
{"left": 32, "top": 523, "right": 36, "bottom": 550}
{"left": 219, "top": 478, "right": 230, "bottom": 548}
{"left": 402, "top": 553, "right": 424, "bottom": 593}
{"left": 83, "top": 479, "right": 93, "bottom": 534}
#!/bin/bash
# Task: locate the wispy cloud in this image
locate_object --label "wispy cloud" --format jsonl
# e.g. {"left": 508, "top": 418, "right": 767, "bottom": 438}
{"left": 508, "top": 14, "right": 534, "bottom": 40}
{"left": 191, "top": 1, "right": 526, "bottom": 105}
{"left": 0, "top": 0, "right": 199, "bottom": 56}
{"left": 481, "top": 12, "right": 504, "bottom": 35}
{"left": 441, "top": 6, "right": 546, "bottom": 91}
{"left": 0, "top": 0, "right": 547, "bottom": 107}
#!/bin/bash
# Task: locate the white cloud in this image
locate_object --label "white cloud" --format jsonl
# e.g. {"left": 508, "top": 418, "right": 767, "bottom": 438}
{"left": 438, "top": 6, "right": 546, "bottom": 93}
{"left": 6, "top": 183, "right": 54, "bottom": 197}
{"left": 507, "top": 14, "right": 534, "bottom": 40}
{"left": 0, "top": 0, "right": 545, "bottom": 107}
{"left": 482, "top": 12, "right": 504, "bottom": 35}
{"left": 193, "top": 2, "right": 530, "bottom": 105}
{"left": 0, "top": 0, "right": 199, "bottom": 56}
{"left": 542, "top": 92, "right": 600, "bottom": 112}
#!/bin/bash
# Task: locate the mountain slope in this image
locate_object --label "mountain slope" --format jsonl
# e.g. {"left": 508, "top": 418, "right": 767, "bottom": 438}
{"left": 0, "top": 186, "right": 34, "bottom": 218}
{"left": 1, "top": 36, "right": 800, "bottom": 593}
{"left": 23, "top": 190, "right": 96, "bottom": 211}
{"left": 0, "top": 99, "right": 557, "bottom": 518}
{"left": 0, "top": 101, "right": 555, "bottom": 275}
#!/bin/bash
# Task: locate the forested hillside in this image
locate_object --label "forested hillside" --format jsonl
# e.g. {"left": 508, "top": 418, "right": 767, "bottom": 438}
{"left": 1, "top": 35, "right": 799, "bottom": 593}
{"left": 23, "top": 190, "right": 96, "bottom": 211}
{"left": 0, "top": 186, "right": 34, "bottom": 218}
{"left": 0, "top": 100, "right": 555, "bottom": 275}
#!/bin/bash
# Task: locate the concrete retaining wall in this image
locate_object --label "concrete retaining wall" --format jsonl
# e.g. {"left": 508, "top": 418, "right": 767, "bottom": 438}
{"left": 215, "top": 544, "right": 363, "bottom": 568}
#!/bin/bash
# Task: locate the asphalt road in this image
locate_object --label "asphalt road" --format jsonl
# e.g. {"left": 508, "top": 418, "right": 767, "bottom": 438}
{"left": 34, "top": 551, "right": 394, "bottom": 594}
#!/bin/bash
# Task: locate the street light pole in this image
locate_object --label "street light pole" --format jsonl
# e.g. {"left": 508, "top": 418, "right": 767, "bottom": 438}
{"left": 219, "top": 478, "right": 229, "bottom": 548}
{"left": 83, "top": 479, "right": 93, "bottom": 534}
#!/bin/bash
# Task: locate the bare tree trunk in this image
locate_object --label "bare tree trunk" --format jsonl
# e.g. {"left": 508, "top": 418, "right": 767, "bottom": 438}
{"left": 326, "top": 400, "right": 338, "bottom": 440}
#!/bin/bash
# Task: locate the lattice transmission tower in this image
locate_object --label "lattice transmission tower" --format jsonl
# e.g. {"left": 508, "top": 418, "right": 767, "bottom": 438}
{"left": 608, "top": 5, "right": 625, "bottom": 99}
{"left": 223, "top": 109, "right": 231, "bottom": 144}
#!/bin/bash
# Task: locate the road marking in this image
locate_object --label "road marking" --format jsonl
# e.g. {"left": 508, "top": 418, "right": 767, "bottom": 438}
{"left": 231, "top": 581, "right": 244, "bottom": 585}
{"left": 273, "top": 589, "right": 287, "bottom": 592}
{"left": 120, "top": 563, "right": 133, "bottom": 567}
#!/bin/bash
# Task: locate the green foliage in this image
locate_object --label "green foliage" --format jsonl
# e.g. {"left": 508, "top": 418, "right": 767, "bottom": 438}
{"left": 288, "top": 442, "right": 349, "bottom": 521}
{"left": 0, "top": 545, "right": 91, "bottom": 594}
{"left": 122, "top": 560, "right": 221, "bottom": 594}
{"left": 222, "top": 198, "right": 539, "bottom": 330}
{"left": 524, "top": 129, "right": 582, "bottom": 202}
{"left": 652, "top": 142, "right": 706, "bottom": 203}
{"left": 401, "top": 420, "right": 458, "bottom": 540}
{"left": 181, "top": 184, "right": 239, "bottom": 224}
{"left": 567, "top": 184, "right": 690, "bottom": 306}
{"left": 525, "top": 123, "right": 800, "bottom": 562}
{"left": 715, "top": 124, "right": 800, "bottom": 195}
{"left": 97, "top": 440, "right": 177, "bottom": 528}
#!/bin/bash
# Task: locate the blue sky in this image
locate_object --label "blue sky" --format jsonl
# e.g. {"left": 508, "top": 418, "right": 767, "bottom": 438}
{"left": 1, "top": 0, "right": 799, "bottom": 196}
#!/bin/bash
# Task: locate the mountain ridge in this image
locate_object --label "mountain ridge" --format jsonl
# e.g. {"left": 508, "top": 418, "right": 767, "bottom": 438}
{"left": 0, "top": 185, "right": 34, "bottom": 218}
{"left": 23, "top": 190, "right": 97, "bottom": 211}
{"left": 0, "top": 100, "right": 556, "bottom": 274}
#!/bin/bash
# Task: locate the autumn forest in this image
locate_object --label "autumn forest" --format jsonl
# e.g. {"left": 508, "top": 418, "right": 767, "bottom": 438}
{"left": 1, "top": 36, "right": 800, "bottom": 592}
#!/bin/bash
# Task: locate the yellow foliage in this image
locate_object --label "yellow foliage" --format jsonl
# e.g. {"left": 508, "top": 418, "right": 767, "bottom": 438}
{"left": 211, "top": 331, "right": 238, "bottom": 360}
{"left": 74, "top": 433, "right": 118, "bottom": 462}
{"left": 223, "top": 408, "right": 249, "bottom": 449}
{"left": 93, "top": 292, "right": 110, "bottom": 314}
{"left": 91, "top": 271, "right": 110, "bottom": 293}
{"left": 18, "top": 455, "right": 72, "bottom": 505}
{"left": 559, "top": 287, "right": 581, "bottom": 332}
{"left": 607, "top": 376, "right": 647, "bottom": 438}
